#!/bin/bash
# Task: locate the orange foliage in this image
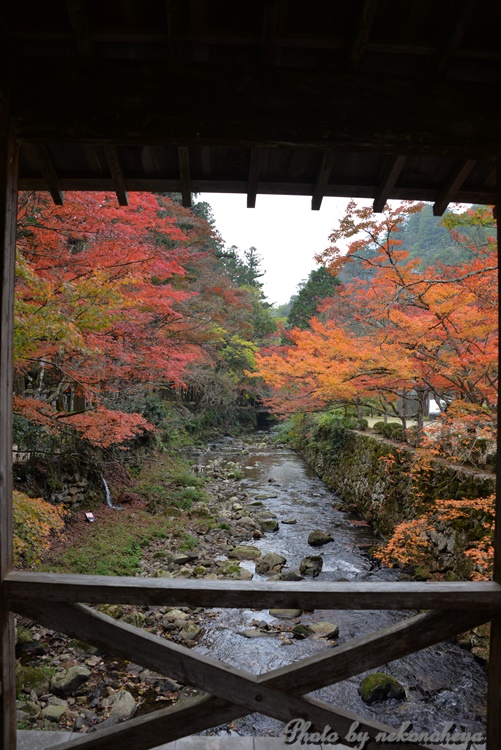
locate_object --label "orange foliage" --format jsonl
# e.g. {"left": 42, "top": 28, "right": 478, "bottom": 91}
{"left": 375, "top": 495, "right": 495, "bottom": 580}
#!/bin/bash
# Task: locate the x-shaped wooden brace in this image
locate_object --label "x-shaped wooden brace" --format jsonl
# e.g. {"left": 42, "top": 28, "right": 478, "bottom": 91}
{"left": 14, "top": 600, "right": 491, "bottom": 750}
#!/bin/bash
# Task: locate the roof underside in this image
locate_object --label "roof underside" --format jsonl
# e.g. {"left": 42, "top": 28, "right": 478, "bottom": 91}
{"left": 2, "top": 0, "right": 501, "bottom": 212}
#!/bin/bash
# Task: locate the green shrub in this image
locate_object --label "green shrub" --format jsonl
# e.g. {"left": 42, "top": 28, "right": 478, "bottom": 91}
{"left": 357, "top": 418, "right": 369, "bottom": 430}
{"left": 372, "top": 421, "right": 385, "bottom": 434}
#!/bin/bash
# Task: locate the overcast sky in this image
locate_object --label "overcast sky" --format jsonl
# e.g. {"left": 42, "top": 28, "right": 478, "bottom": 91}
{"left": 199, "top": 192, "right": 354, "bottom": 306}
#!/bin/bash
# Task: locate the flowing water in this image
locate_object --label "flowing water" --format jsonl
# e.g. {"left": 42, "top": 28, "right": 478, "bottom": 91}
{"left": 194, "top": 435, "right": 487, "bottom": 740}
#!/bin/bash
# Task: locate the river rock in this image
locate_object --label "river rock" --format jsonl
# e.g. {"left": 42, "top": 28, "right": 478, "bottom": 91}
{"left": 255, "top": 552, "right": 286, "bottom": 574}
{"left": 299, "top": 555, "right": 323, "bottom": 577}
{"left": 238, "top": 628, "right": 280, "bottom": 639}
{"left": 358, "top": 673, "right": 406, "bottom": 704}
{"left": 308, "top": 530, "right": 333, "bottom": 546}
{"left": 269, "top": 608, "right": 302, "bottom": 619}
{"left": 282, "top": 518, "right": 297, "bottom": 524}
{"left": 102, "top": 689, "right": 137, "bottom": 719}
{"left": 51, "top": 665, "right": 91, "bottom": 697}
{"left": 258, "top": 518, "right": 279, "bottom": 532}
{"left": 311, "top": 622, "right": 339, "bottom": 639}
{"left": 282, "top": 570, "right": 304, "bottom": 581}
{"left": 41, "top": 704, "right": 68, "bottom": 722}
{"left": 292, "top": 623, "right": 312, "bottom": 639}
{"left": 164, "top": 609, "right": 190, "bottom": 622}
{"left": 179, "top": 623, "right": 201, "bottom": 641}
{"left": 255, "top": 492, "right": 279, "bottom": 500}
{"left": 16, "top": 701, "right": 40, "bottom": 719}
{"left": 228, "top": 545, "right": 261, "bottom": 560}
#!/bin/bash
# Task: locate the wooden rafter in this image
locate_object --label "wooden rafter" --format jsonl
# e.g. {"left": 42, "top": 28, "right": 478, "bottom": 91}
{"left": 311, "top": 150, "right": 334, "bottom": 210}
{"left": 104, "top": 145, "right": 129, "bottom": 206}
{"left": 25, "top": 144, "right": 64, "bottom": 205}
{"left": 247, "top": 147, "right": 262, "bottom": 208}
{"left": 351, "top": 0, "right": 379, "bottom": 63}
{"left": 433, "top": 159, "right": 476, "bottom": 216}
{"left": 178, "top": 146, "right": 192, "bottom": 207}
{"left": 166, "top": 0, "right": 184, "bottom": 59}
{"left": 261, "top": 0, "right": 281, "bottom": 65}
{"left": 373, "top": 154, "right": 406, "bottom": 213}
{"left": 435, "top": 0, "right": 475, "bottom": 76}
{"left": 66, "top": 0, "right": 94, "bottom": 56}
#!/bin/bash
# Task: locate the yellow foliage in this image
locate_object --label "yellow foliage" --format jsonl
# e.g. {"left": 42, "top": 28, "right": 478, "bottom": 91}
{"left": 13, "top": 490, "right": 66, "bottom": 568}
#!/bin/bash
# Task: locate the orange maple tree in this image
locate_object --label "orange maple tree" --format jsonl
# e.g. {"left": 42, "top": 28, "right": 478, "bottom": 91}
{"left": 256, "top": 201, "right": 498, "bottom": 427}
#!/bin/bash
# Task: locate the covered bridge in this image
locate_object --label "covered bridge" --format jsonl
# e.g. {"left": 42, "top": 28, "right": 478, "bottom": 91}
{"left": 1, "top": 2, "right": 500, "bottom": 748}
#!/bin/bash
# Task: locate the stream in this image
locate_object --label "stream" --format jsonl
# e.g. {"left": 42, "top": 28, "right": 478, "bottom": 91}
{"left": 193, "top": 434, "right": 487, "bottom": 740}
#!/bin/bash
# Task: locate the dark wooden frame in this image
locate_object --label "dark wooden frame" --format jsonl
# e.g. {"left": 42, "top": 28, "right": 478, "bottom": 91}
{"left": 1, "top": 132, "right": 500, "bottom": 750}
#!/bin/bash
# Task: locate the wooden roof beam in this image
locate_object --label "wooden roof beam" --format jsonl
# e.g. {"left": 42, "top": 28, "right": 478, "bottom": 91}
{"left": 178, "top": 146, "right": 192, "bottom": 207}
{"left": 351, "top": 0, "right": 379, "bottom": 63}
{"left": 433, "top": 159, "right": 476, "bottom": 216}
{"left": 26, "top": 145, "right": 64, "bottom": 205}
{"left": 311, "top": 151, "right": 334, "bottom": 210}
{"left": 247, "top": 148, "right": 263, "bottom": 208}
{"left": 166, "top": 0, "right": 184, "bottom": 60}
{"left": 373, "top": 155, "right": 406, "bottom": 213}
{"left": 66, "top": 0, "right": 94, "bottom": 56}
{"left": 435, "top": 0, "right": 475, "bottom": 76}
{"left": 261, "top": 0, "right": 281, "bottom": 65}
{"left": 104, "top": 146, "right": 129, "bottom": 206}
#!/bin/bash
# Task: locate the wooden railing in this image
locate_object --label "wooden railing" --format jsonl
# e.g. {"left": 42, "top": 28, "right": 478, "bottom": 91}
{"left": 5, "top": 573, "right": 501, "bottom": 750}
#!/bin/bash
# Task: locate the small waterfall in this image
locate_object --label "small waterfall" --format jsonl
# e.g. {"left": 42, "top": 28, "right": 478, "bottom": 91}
{"left": 101, "top": 474, "right": 122, "bottom": 510}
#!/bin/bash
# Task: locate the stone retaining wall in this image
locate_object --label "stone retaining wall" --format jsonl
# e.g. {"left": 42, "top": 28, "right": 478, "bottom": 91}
{"left": 293, "top": 419, "right": 495, "bottom": 579}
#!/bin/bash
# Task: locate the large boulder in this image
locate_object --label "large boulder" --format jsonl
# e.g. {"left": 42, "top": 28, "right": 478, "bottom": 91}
{"left": 308, "top": 530, "right": 333, "bottom": 547}
{"left": 358, "top": 673, "right": 406, "bottom": 704}
{"left": 50, "top": 666, "right": 90, "bottom": 697}
{"left": 299, "top": 555, "right": 323, "bottom": 577}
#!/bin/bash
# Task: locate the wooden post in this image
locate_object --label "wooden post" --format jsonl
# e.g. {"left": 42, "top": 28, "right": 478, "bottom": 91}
{"left": 487, "top": 166, "right": 501, "bottom": 748}
{"left": 0, "top": 112, "right": 18, "bottom": 749}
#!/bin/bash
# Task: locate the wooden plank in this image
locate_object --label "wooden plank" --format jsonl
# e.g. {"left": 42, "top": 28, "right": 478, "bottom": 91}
{"left": 16, "top": 601, "right": 436, "bottom": 750}
{"left": 311, "top": 150, "right": 334, "bottom": 210}
{"left": 260, "top": 0, "right": 281, "bottom": 65}
{"left": 104, "top": 145, "right": 128, "bottom": 206}
{"left": 0, "top": 121, "right": 19, "bottom": 750}
{"left": 434, "top": 0, "right": 475, "bottom": 76}
{"left": 247, "top": 148, "right": 262, "bottom": 208}
{"left": 25, "top": 145, "right": 64, "bottom": 205}
{"left": 177, "top": 146, "right": 192, "bottom": 208}
{"left": 10, "top": 60, "right": 501, "bottom": 157}
{"left": 66, "top": 0, "right": 94, "bottom": 56}
{"left": 351, "top": 0, "right": 379, "bottom": 63}
{"left": 432, "top": 159, "right": 476, "bottom": 216}
{"left": 373, "top": 154, "right": 406, "bottom": 213}
{"left": 7, "top": 572, "right": 501, "bottom": 610}
{"left": 166, "top": 0, "right": 184, "bottom": 60}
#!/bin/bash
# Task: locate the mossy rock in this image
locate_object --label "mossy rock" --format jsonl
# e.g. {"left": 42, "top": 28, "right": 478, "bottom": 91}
{"left": 228, "top": 545, "right": 261, "bottom": 560}
{"left": 16, "top": 665, "right": 51, "bottom": 695}
{"left": 358, "top": 672, "right": 406, "bottom": 704}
